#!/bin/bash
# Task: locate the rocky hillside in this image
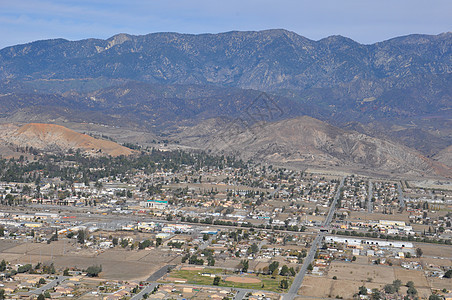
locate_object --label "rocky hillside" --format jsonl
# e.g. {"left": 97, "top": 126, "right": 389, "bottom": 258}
{"left": 174, "top": 116, "right": 450, "bottom": 177}
{"left": 0, "top": 123, "right": 134, "bottom": 157}
{"left": 1, "top": 30, "right": 450, "bottom": 90}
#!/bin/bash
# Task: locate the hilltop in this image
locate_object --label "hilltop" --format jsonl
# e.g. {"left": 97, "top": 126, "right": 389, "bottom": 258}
{"left": 0, "top": 123, "right": 134, "bottom": 157}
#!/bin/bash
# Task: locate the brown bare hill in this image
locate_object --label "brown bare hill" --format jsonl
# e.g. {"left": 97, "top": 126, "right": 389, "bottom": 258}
{"left": 175, "top": 116, "right": 451, "bottom": 177}
{"left": 7, "top": 123, "right": 133, "bottom": 156}
{"left": 434, "top": 145, "right": 452, "bottom": 168}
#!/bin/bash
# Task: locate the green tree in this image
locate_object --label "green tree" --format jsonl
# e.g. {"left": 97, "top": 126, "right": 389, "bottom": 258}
{"left": 444, "top": 269, "right": 452, "bottom": 278}
{"left": 0, "top": 259, "right": 6, "bottom": 272}
{"left": 371, "top": 289, "right": 381, "bottom": 300}
{"left": 17, "top": 264, "right": 32, "bottom": 273}
{"left": 416, "top": 248, "right": 423, "bottom": 257}
{"left": 384, "top": 284, "right": 396, "bottom": 294}
{"left": 407, "top": 286, "right": 417, "bottom": 296}
{"left": 268, "top": 261, "right": 279, "bottom": 274}
{"left": 207, "top": 257, "right": 215, "bottom": 266}
{"left": 393, "top": 279, "right": 402, "bottom": 291}
{"left": 247, "top": 243, "right": 259, "bottom": 255}
{"left": 279, "top": 279, "right": 289, "bottom": 289}
{"left": 86, "top": 265, "right": 102, "bottom": 277}
{"left": 429, "top": 295, "right": 442, "bottom": 300}
{"left": 280, "top": 265, "right": 289, "bottom": 276}
{"left": 37, "top": 294, "right": 45, "bottom": 300}
{"left": 358, "top": 286, "right": 367, "bottom": 295}
{"left": 213, "top": 276, "right": 220, "bottom": 286}
{"left": 77, "top": 229, "right": 85, "bottom": 244}
{"left": 239, "top": 259, "right": 249, "bottom": 273}
{"left": 0, "top": 289, "right": 5, "bottom": 300}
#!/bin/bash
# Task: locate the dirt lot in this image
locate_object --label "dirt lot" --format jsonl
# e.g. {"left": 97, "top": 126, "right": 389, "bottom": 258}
{"left": 348, "top": 211, "right": 411, "bottom": 222}
{"left": 327, "top": 261, "right": 395, "bottom": 284}
{"left": 393, "top": 268, "right": 429, "bottom": 288}
{"left": 415, "top": 243, "right": 452, "bottom": 259}
{"left": 300, "top": 259, "right": 442, "bottom": 298}
{"left": 299, "top": 276, "right": 384, "bottom": 299}
{"left": 0, "top": 239, "right": 180, "bottom": 281}
{"left": 225, "top": 276, "right": 261, "bottom": 283}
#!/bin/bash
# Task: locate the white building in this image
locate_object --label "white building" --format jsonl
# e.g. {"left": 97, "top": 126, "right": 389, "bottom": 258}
{"left": 325, "top": 235, "right": 413, "bottom": 248}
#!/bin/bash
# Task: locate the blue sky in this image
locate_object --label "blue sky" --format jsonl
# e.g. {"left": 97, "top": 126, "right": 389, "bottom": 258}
{"left": 0, "top": 0, "right": 451, "bottom": 49}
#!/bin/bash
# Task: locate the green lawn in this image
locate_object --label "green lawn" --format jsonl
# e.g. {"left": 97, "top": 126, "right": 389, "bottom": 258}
{"left": 161, "top": 268, "right": 292, "bottom": 293}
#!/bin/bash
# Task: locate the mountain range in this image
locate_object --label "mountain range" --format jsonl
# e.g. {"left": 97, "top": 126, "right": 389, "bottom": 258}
{"left": 0, "top": 30, "right": 450, "bottom": 177}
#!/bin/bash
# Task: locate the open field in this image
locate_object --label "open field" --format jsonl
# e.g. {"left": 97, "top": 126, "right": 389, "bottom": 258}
{"left": 348, "top": 211, "right": 412, "bottom": 222}
{"left": 299, "top": 276, "right": 384, "bottom": 299}
{"left": 299, "top": 258, "right": 449, "bottom": 298}
{"left": 0, "top": 240, "right": 179, "bottom": 281}
{"left": 327, "top": 261, "right": 395, "bottom": 284}
{"left": 415, "top": 243, "right": 452, "bottom": 259}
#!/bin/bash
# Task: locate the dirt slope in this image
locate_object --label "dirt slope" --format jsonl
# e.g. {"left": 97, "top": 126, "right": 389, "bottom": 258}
{"left": 1, "top": 123, "right": 133, "bottom": 157}
{"left": 175, "top": 116, "right": 451, "bottom": 177}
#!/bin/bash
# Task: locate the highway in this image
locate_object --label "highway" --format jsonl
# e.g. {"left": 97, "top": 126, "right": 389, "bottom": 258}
{"left": 283, "top": 177, "right": 345, "bottom": 300}
{"left": 367, "top": 180, "right": 373, "bottom": 213}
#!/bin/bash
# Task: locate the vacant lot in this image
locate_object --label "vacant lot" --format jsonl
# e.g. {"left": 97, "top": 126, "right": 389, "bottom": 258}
{"left": 0, "top": 239, "right": 179, "bottom": 281}
{"left": 327, "top": 261, "right": 395, "bottom": 284}
{"left": 299, "top": 259, "right": 438, "bottom": 298}
{"left": 416, "top": 243, "right": 452, "bottom": 259}
{"left": 299, "top": 276, "right": 384, "bottom": 299}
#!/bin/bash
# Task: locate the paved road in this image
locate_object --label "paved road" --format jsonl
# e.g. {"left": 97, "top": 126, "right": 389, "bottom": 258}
{"left": 199, "top": 235, "right": 214, "bottom": 251}
{"left": 283, "top": 177, "right": 345, "bottom": 300}
{"left": 322, "top": 177, "right": 345, "bottom": 228}
{"left": 367, "top": 180, "right": 373, "bottom": 213}
{"left": 130, "top": 283, "right": 159, "bottom": 300}
{"left": 146, "top": 265, "right": 175, "bottom": 282}
{"left": 234, "top": 289, "right": 247, "bottom": 300}
{"left": 397, "top": 182, "right": 405, "bottom": 208}
{"left": 28, "top": 276, "right": 68, "bottom": 295}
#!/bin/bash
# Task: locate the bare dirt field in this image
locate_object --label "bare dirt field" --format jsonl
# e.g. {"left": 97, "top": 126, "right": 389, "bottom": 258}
{"left": 299, "top": 276, "right": 384, "bottom": 299}
{"left": 422, "top": 257, "right": 452, "bottom": 267}
{"left": 181, "top": 266, "right": 204, "bottom": 271}
{"left": 327, "top": 261, "right": 395, "bottom": 284}
{"left": 165, "top": 277, "right": 187, "bottom": 282}
{"left": 428, "top": 277, "right": 452, "bottom": 291}
{"left": 393, "top": 268, "right": 429, "bottom": 288}
{"left": 416, "top": 243, "right": 452, "bottom": 258}
{"left": 348, "top": 211, "right": 411, "bottom": 222}
{"left": 0, "top": 240, "right": 21, "bottom": 252}
{"left": 225, "top": 276, "right": 261, "bottom": 284}
{"left": 0, "top": 240, "right": 179, "bottom": 281}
